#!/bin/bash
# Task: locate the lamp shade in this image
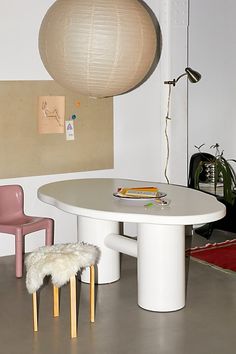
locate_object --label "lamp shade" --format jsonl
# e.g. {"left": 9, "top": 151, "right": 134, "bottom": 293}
{"left": 39, "top": 0, "right": 158, "bottom": 97}
{"left": 185, "top": 67, "right": 201, "bottom": 83}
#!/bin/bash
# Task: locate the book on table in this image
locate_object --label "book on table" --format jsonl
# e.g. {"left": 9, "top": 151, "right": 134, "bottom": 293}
{"left": 116, "top": 187, "right": 159, "bottom": 198}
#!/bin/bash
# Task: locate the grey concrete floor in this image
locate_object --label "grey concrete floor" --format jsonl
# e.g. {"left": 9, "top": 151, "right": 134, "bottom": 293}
{"left": 0, "top": 232, "right": 236, "bottom": 354}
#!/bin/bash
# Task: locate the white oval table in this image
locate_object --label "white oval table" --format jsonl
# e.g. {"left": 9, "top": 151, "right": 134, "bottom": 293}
{"left": 38, "top": 178, "right": 226, "bottom": 312}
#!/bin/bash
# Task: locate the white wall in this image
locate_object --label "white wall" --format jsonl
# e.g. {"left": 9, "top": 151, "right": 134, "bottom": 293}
{"left": 0, "top": 0, "right": 190, "bottom": 256}
{"left": 188, "top": 0, "right": 236, "bottom": 162}
{"left": 162, "top": 0, "right": 189, "bottom": 185}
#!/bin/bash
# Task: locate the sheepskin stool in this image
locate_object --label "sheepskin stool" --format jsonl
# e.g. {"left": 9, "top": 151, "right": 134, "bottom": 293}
{"left": 25, "top": 242, "right": 100, "bottom": 338}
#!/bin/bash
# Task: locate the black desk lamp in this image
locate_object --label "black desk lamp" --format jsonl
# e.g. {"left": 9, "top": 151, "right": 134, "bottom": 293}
{"left": 164, "top": 67, "right": 201, "bottom": 86}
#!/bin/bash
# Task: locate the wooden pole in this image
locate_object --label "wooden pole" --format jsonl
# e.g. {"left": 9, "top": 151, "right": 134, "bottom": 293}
{"left": 70, "top": 275, "right": 77, "bottom": 338}
{"left": 53, "top": 286, "right": 59, "bottom": 317}
{"left": 32, "top": 292, "right": 38, "bottom": 332}
{"left": 90, "top": 265, "right": 95, "bottom": 323}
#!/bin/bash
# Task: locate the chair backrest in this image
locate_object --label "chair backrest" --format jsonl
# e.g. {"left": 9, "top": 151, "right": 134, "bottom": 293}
{"left": 0, "top": 185, "right": 25, "bottom": 222}
{"left": 188, "top": 152, "right": 214, "bottom": 188}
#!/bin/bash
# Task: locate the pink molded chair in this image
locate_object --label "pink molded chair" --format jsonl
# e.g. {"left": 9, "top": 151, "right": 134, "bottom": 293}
{"left": 0, "top": 185, "right": 54, "bottom": 278}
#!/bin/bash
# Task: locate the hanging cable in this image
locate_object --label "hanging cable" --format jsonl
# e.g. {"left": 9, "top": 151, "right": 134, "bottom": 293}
{"left": 164, "top": 83, "right": 172, "bottom": 184}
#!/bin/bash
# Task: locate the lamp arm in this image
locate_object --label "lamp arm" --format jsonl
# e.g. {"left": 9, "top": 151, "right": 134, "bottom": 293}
{"left": 164, "top": 72, "right": 187, "bottom": 86}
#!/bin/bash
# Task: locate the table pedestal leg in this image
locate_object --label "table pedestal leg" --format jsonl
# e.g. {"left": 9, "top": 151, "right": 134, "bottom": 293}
{"left": 77, "top": 216, "right": 120, "bottom": 284}
{"left": 137, "top": 223, "right": 185, "bottom": 312}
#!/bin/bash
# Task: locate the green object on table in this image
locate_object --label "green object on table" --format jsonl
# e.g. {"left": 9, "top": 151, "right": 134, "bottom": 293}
{"left": 144, "top": 202, "right": 154, "bottom": 207}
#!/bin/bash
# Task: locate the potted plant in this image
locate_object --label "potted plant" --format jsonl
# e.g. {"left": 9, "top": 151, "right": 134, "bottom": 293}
{"left": 193, "top": 143, "right": 236, "bottom": 205}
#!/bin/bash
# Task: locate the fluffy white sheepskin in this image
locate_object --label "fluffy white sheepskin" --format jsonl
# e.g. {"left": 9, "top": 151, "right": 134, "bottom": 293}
{"left": 25, "top": 242, "right": 100, "bottom": 294}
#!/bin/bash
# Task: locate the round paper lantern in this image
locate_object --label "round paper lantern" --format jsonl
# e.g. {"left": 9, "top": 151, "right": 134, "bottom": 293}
{"left": 39, "top": 0, "right": 158, "bottom": 97}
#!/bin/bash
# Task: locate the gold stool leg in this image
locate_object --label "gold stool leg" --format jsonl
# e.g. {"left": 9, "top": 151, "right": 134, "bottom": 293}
{"left": 53, "top": 286, "right": 59, "bottom": 317}
{"left": 90, "top": 265, "right": 95, "bottom": 323}
{"left": 70, "top": 275, "right": 77, "bottom": 338}
{"left": 32, "top": 292, "right": 38, "bottom": 332}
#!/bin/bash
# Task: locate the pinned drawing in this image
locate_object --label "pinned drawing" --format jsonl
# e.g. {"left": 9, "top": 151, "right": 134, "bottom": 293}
{"left": 38, "top": 96, "right": 65, "bottom": 134}
{"left": 65, "top": 120, "right": 75, "bottom": 140}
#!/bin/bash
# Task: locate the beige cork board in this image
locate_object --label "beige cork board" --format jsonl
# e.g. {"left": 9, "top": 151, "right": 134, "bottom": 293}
{"left": 0, "top": 81, "right": 113, "bottom": 178}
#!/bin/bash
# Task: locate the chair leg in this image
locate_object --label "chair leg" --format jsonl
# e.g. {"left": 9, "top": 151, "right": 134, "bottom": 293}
{"left": 45, "top": 219, "right": 54, "bottom": 246}
{"left": 70, "top": 275, "right": 77, "bottom": 338}
{"left": 90, "top": 265, "right": 95, "bottom": 323}
{"left": 53, "top": 286, "right": 59, "bottom": 317}
{"left": 15, "top": 231, "right": 23, "bottom": 278}
{"left": 32, "top": 292, "right": 38, "bottom": 332}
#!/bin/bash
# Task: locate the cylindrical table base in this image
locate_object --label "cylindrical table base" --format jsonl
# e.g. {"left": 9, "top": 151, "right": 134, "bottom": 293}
{"left": 137, "top": 223, "right": 185, "bottom": 312}
{"left": 77, "top": 216, "right": 120, "bottom": 284}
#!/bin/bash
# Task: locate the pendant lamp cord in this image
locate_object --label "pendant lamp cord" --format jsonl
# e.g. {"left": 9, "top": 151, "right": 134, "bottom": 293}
{"left": 164, "top": 83, "right": 172, "bottom": 184}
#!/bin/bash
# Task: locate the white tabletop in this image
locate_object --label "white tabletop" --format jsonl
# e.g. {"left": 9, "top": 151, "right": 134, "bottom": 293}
{"left": 38, "top": 178, "right": 226, "bottom": 225}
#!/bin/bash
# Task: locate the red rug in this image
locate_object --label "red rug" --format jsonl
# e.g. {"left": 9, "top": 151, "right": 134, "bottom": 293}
{"left": 186, "top": 239, "right": 236, "bottom": 273}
